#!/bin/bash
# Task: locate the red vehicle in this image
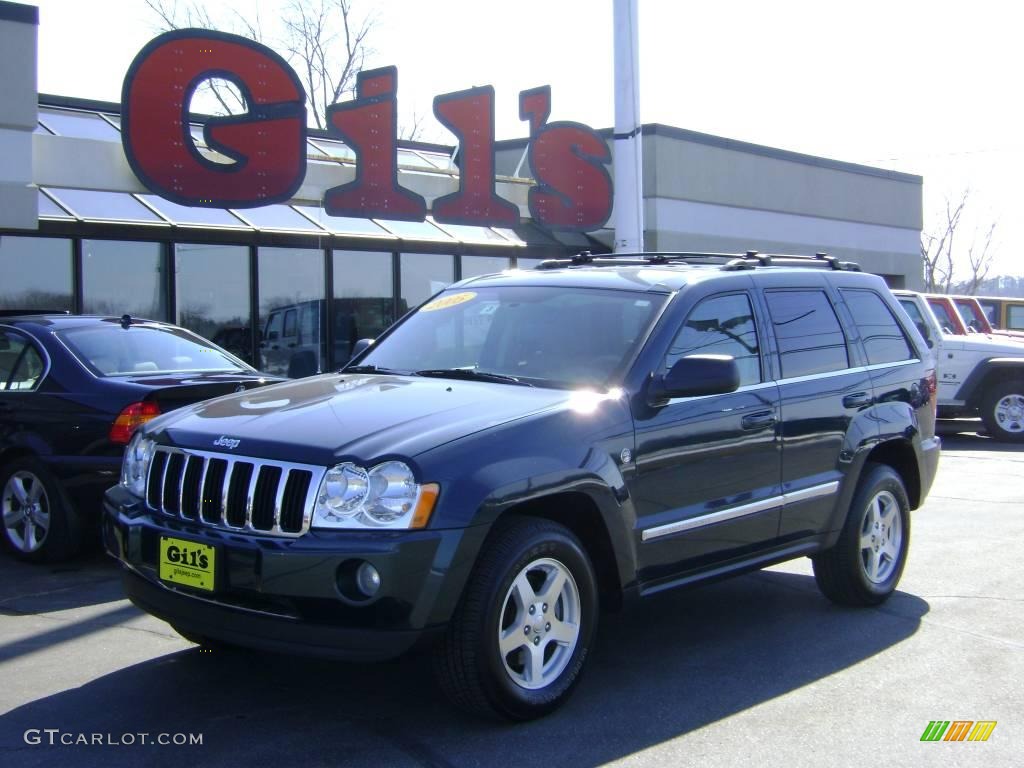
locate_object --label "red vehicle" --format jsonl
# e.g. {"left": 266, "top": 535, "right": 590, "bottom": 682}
{"left": 949, "top": 295, "right": 1024, "bottom": 341}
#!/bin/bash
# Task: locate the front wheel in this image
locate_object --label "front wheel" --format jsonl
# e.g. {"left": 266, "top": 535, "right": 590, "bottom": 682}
{"left": 433, "top": 517, "right": 598, "bottom": 721}
{"left": 812, "top": 463, "right": 911, "bottom": 606}
{"left": 980, "top": 380, "right": 1024, "bottom": 443}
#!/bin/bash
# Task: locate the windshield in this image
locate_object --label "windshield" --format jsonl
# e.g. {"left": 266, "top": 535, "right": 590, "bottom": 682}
{"left": 355, "top": 286, "right": 666, "bottom": 389}
{"left": 58, "top": 323, "right": 252, "bottom": 377}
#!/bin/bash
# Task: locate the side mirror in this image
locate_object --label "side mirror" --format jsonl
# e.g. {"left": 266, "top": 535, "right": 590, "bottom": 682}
{"left": 350, "top": 338, "right": 375, "bottom": 360}
{"left": 649, "top": 354, "right": 740, "bottom": 403}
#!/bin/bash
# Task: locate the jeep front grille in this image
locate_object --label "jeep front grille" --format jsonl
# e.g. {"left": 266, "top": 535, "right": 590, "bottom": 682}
{"left": 146, "top": 446, "right": 324, "bottom": 537}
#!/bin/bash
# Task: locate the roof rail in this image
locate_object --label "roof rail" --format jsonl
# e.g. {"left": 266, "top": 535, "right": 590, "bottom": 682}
{"left": 0, "top": 309, "right": 72, "bottom": 317}
{"left": 533, "top": 250, "right": 861, "bottom": 272}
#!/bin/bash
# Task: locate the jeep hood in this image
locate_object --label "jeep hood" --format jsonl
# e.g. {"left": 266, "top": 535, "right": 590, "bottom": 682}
{"left": 147, "top": 373, "right": 574, "bottom": 464}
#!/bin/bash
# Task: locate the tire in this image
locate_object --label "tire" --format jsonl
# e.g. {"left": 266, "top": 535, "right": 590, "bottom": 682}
{"left": 812, "top": 463, "right": 911, "bottom": 606}
{"left": 979, "top": 380, "right": 1024, "bottom": 443}
{"left": 433, "top": 517, "right": 599, "bottom": 721}
{"left": 0, "top": 457, "right": 84, "bottom": 563}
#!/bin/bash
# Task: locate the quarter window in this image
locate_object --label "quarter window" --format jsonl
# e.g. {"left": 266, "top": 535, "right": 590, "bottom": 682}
{"left": 0, "top": 332, "right": 32, "bottom": 390}
{"left": 8, "top": 345, "right": 45, "bottom": 391}
{"left": 840, "top": 290, "right": 915, "bottom": 365}
{"left": 765, "top": 290, "right": 848, "bottom": 378}
{"left": 665, "top": 293, "right": 761, "bottom": 386}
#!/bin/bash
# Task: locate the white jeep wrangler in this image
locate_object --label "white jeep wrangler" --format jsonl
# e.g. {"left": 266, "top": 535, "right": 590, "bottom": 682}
{"left": 895, "top": 290, "right": 1024, "bottom": 442}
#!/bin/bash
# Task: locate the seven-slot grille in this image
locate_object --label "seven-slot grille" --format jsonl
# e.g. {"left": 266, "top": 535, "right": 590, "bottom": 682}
{"left": 145, "top": 446, "right": 324, "bottom": 537}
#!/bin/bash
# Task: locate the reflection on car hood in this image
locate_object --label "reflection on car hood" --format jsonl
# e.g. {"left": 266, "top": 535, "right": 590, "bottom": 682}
{"left": 149, "top": 373, "right": 576, "bottom": 464}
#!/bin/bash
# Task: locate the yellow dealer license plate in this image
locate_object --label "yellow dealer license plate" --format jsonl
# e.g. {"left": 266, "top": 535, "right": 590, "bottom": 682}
{"left": 159, "top": 536, "right": 216, "bottom": 592}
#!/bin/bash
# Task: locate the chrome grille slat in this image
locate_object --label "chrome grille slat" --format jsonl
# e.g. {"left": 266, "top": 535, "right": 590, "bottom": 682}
{"left": 144, "top": 446, "right": 323, "bottom": 538}
{"left": 220, "top": 459, "right": 234, "bottom": 528}
{"left": 272, "top": 469, "right": 290, "bottom": 535}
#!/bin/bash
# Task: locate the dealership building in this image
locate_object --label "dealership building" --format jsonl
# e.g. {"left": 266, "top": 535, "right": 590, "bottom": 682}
{"left": 0, "top": 1, "right": 924, "bottom": 377}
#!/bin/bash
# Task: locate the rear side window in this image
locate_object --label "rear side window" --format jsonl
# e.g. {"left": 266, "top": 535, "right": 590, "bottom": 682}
{"left": 840, "top": 289, "right": 915, "bottom": 365}
{"left": 764, "top": 290, "right": 848, "bottom": 378}
{"left": 665, "top": 293, "right": 761, "bottom": 386}
{"left": 1008, "top": 304, "right": 1024, "bottom": 331}
{"left": 0, "top": 330, "right": 44, "bottom": 391}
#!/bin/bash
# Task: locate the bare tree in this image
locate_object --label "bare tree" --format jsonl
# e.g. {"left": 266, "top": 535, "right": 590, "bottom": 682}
{"left": 144, "top": 0, "right": 377, "bottom": 131}
{"left": 921, "top": 191, "right": 967, "bottom": 293}
{"left": 964, "top": 221, "right": 997, "bottom": 295}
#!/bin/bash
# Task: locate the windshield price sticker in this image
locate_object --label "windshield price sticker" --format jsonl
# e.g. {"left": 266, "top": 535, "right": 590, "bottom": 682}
{"left": 421, "top": 292, "right": 477, "bottom": 312}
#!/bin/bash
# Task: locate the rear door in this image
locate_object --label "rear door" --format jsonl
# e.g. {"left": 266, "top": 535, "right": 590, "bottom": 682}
{"left": 756, "top": 274, "right": 875, "bottom": 541}
{"left": 633, "top": 286, "right": 782, "bottom": 586}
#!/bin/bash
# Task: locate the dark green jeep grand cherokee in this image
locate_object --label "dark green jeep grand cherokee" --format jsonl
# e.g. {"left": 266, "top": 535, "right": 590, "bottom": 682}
{"left": 104, "top": 252, "right": 940, "bottom": 720}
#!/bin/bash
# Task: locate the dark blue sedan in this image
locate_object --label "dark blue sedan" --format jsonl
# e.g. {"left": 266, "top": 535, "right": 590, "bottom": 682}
{"left": 0, "top": 312, "right": 280, "bottom": 562}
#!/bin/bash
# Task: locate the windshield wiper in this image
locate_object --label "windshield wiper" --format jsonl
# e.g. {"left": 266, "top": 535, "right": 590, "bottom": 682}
{"left": 415, "top": 368, "right": 535, "bottom": 387}
{"left": 343, "top": 364, "right": 407, "bottom": 375}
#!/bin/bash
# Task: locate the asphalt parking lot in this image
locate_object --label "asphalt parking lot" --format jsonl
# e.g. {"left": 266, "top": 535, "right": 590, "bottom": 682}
{"left": 0, "top": 422, "right": 1020, "bottom": 768}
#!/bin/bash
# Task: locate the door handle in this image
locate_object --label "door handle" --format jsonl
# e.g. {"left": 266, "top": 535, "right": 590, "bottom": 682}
{"left": 842, "top": 392, "right": 874, "bottom": 409}
{"left": 741, "top": 411, "right": 776, "bottom": 430}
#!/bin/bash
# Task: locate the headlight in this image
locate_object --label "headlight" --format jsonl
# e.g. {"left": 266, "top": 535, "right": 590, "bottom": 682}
{"left": 120, "top": 433, "right": 155, "bottom": 498}
{"left": 312, "top": 460, "right": 439, "bottom": 530}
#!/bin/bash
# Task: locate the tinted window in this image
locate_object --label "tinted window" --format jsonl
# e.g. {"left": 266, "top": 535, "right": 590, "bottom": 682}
{"left": 332, "top": 250, "right": 394, "bottom": 367}
{"left": 765, "top": 290, "right": 848, "bottom": 378}
{"left": 840, "top": 289, "right": 915, "bottom": 365}
{"left": 0, "top": 332, "right": 31, "bottom": 390}
{"left": 0, "top": 236, "right": 73, "bottom": 311}
{"left": 360, "top": 287, "right": 665, "bottom": 389}
{"left": 665, "top": 293, "right": 761, "bottom": 386}
{"left": 82, "top": 240, "right": 166, "bottom": 320}
{"left": 58, "top": 324, "right": 248, "bottom": 377}
{"left": 175, "top": 244, "right": 253, "bottom": 365}
{"left": 9, "top": 345, "right": 45, "bottom": 391}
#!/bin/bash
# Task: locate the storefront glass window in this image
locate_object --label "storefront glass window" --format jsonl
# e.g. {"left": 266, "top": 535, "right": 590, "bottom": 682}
{"left": 461, "top": 255, "right": 510, "bottom": 279}
{"left": 399, "top": 253, "right": 454, "bottom": 313}
{"left": 82, "top": 240, "right": 166, "bottom": 319}
{"left": 0, "top": 236, "right": 73, "bottom": 311}
{"left": 332, "top": 251, "right": 394, "bottom": 367}
{"left": 258, "top": 247, "right": 325, "bottom": 378}
{"left": 175, "top": 244, "right": 253, "bottom": 365}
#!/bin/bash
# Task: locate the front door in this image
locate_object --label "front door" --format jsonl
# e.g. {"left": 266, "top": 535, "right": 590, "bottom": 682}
{"left": 632, "top": 291, "right": 782, "bottom": 587}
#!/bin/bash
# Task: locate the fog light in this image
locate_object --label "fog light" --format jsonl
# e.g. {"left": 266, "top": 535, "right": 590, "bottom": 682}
{"left": 356, "top": 562, "right": 381, "bottom": 597}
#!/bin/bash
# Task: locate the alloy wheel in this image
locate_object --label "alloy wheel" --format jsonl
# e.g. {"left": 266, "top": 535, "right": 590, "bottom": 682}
{"left": 2, "top": 471, "right": 50, "bottom": 553}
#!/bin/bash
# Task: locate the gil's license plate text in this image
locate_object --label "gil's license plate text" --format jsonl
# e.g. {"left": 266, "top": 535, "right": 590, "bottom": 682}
{"left": 159, "top": 537, "right": 216, "bottom": 591}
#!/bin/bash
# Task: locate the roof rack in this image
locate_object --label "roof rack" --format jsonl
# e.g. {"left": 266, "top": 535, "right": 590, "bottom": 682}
{"left": 0, "top": 309, "right": 72, "bottom": 317}
{"left": 534, "top": 250, "right": 861, "bottom": 272}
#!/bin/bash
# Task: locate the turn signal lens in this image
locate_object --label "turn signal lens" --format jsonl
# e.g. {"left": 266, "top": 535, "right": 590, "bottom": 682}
{"left": 109, "top": 401, "right": 161, "bottom": 445}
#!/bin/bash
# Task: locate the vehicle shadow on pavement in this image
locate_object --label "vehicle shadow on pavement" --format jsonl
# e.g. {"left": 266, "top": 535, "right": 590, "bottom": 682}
{"left": 0, "top": 570, "right": 929, "bottom": 768}
{"left": 936, "top": 424, "right": 1024, "bottom": 453}
{"left": 0, "top": 551, "right": 124, "bottom": 615}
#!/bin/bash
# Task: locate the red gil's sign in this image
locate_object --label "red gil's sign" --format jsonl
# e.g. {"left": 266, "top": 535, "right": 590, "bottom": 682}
{"left": 121, "top": 29, "right": 613, "bottom": 232}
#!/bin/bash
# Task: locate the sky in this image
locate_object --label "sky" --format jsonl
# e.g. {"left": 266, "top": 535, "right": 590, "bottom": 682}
{"left": 26, "top": 0, "right": 1024, "bottom": 275}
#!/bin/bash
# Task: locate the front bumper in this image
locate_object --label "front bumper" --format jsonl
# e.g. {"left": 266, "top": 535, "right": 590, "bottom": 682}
{"left": 103, "top": 485, "right": 486, "bottom": 661}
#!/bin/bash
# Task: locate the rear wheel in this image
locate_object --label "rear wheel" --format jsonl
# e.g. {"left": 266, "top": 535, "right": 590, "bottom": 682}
{"left": 980, "top": 380, "right": 1024, "bottom": 443}
{"left": 0, "top": 457, "right": 83, "bottom": 563}
{"left": 812, "top": 463, "right": 910, "bottom": 606}
{"left": 433, "top": 517, "right": 598, "bottom": 721}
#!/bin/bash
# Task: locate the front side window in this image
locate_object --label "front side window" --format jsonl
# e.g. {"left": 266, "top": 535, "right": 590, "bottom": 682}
{"left": 664, "top": 293, "right": 761, "bottom": 386}
{"left": 58, "top": 324, "right": 250, "bottom": 377}
{"left": 840, "top": 289, "right": 915, "bottom": 365}
{"left": 927, "top": 299, "right": 960, "bottom": 334}
{"left": 358, "top": 286, "right": 666, "bottom": 389}
{"left": 765, "top": 289, "right": 848, "bottom": 378}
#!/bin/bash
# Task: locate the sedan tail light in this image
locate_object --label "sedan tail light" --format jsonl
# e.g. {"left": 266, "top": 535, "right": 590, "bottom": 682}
{"left": 110, "top": 401, "right": 161, "bottom": 445}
